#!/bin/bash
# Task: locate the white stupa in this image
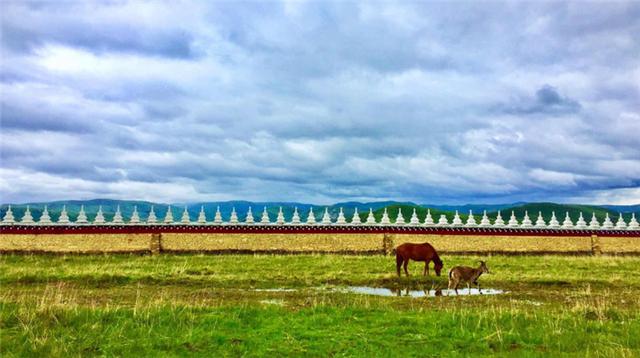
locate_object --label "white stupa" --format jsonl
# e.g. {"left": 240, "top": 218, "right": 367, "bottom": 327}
{"left": 588, "top": 213, "right": 600, "bottom": 229}
{"left": 180, "top": 207, "right": 190, "bottom": 224}
{"left": 21, "top": 206, "right": 34, "bottom": 224}
{"left": 575, "top": 212, "right": 587, "bottom": 229}
{"left": 451, "top": 211, "right": 463, "bottom": 226}
{"left": 395, "top": 208, "right": 406, "bottom": 225}
{"left": 39, "top": 205, "right": 52, "bottom": 224}
{"left": 351, "top": 208, "right": 362, "bottom": 225}
{"left": 129, "top": 206, "right": 141, "bottom": 224}
{"left": 321, "top": 208, "right": 332, "bottom": 224}
{"left": 409, "top": 208, "right": 420, "bottom": 225}
{"left": 615, "top": 215, "right": 627, "bottom": 229}
{"left": 94, "top": 206, "right": 106, "bottom": 224}
{"left": 57, "top": 205, "right": 70, "bottom": 224}
{"left": 507, "top": 211, "right": 519, "bottom": 228}
{"left": 601, "top": 213, "right": 614, "bottom": 230}
{"left": 521, "top": 211, "right": 533, "bottom": 228}
{"left": 76, "top": 205, "right": 89, "bottom": 224}
{"left": 479, "top": 210, "right": 491, "bottom": 227}
{"left": 146, "top": 206, "right": 158, "bottom": 224}
{"left": 380, "top": 208, "right": 391, "bottom": 225}
{"left": 561, "top": 212, "right": 574, "bottom": 229}
{"left": 276, "top": 207, "right": 286, "bottom": 225}
{"left": 229, "top": 207, "right": 239, "bottom": 224}
{"left": 214, "top": 206, "right": 224, "bottom": 224}
{"left": 365, "top": 208, "right": 376, "bottom": 225}
{"left": 260, "top": 207, "right": 270, "bottom": 224}
{"left": 291, "top": 207, "right": 301, "bottom": 224}
{"left": 336, "top": 208, "right": 347, "bottom": 225}
{"left": 2, "top": 205, "right": 15, "bottom": 224}
{"left": 534, "top": 212, "right": 546, "bottom": 228}
{"left": 493, "top": 211, "right": 505, "bottom": 227}
{"left": 465, "top": 210, "right": 477, "bottom": 227}
{"left": 548, "top": 211, "right": 560, "bottom": 229}
{"left": 424, "top": 209, "right": 434, "bottom": 226}
{"left": 245, "top": 207, "right": 255, "bottom": 224}
{"left": 437, "top": 214, "right": 449, "bottom": 226}
{"left": 112, "top": 205, "right": 124, "bottom": 224}
{"left": 197, "top": 206, "right": 207, "bottom": 224}
{"left": 163, "top": 206, "right": 174, "bottom": 224}
{"left": 627, "top": 213, "right": 639, "bottom": 230}
{"left": 306, "top": 207, "right": 316, "bottom": 225}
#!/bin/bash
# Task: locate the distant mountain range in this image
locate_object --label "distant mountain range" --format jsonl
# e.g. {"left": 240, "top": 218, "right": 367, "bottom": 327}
{"left": 1, "top": 199, "right": 638, "bottom": 222}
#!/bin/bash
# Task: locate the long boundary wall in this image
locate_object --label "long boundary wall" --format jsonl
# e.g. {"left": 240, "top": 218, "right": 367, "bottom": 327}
{"left": 1, "top": 225, "right": 638, "bottom": 255}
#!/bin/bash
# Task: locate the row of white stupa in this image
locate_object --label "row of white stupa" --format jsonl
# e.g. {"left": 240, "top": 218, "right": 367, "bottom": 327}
{"left": 2, "top": 205, "right": 639, "bottom": 230}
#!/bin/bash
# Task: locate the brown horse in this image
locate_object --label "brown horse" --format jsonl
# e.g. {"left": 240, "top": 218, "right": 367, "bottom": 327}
{"left": 395, "top": 242, "right": 443, "bottom": 277}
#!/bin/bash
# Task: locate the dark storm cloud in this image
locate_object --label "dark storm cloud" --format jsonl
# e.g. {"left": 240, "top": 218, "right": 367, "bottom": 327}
{"left": 1, "top": 1, "right": 639, "bottom": 204}
{"left": 497, "top": 84, "right": 582, "bottom": 115}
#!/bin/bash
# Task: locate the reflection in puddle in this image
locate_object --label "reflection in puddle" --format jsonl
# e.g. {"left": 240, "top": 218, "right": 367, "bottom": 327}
{"left": 345, "top": 286, "right": 505, "bottom": 297}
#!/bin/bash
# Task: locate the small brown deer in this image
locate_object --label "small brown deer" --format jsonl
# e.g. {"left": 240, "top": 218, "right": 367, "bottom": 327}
{"left": 448, "top": 261, "right": 490, "bottom": 295}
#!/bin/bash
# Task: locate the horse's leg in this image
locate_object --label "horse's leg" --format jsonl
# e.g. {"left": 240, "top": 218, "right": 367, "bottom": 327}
{"left": 476, "top": 281, "right": 482, "bottom": 294}
{"left": 423, "top": 261, "right": 429, "bottom": 276}
{"left": 396, "top": 254, "right": 403, "bottom": 277}
{"left": 403, "top": 259, "right": 410, "bottom": 276}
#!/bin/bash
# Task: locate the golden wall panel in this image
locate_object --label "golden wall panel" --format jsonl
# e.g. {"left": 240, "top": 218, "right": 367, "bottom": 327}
{"left": 0, "top": 234, "right": 151, "bottom": 253}
{"left": 393, "top": 234, "right": 593, "bottom": 253}
{"left": 161, "top": 233, "right": 383, "bottom": 252}
{"left": 1, "top": 232, "right": 638, "bottom": 254}
{"left": 599, "top": 236, "right": 640, "bottom": 253}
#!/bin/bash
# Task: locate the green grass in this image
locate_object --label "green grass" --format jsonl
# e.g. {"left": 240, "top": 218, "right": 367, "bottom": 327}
{"left": 2, "top": 254, "right": 640, "bottom": 357}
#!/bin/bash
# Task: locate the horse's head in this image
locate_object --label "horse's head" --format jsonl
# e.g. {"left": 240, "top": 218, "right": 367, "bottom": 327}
{"left": 434, "top": 259, "right": 443, "bottom": 276}
{"left": 479, "top": 260, "right": 490, "bottom": 274}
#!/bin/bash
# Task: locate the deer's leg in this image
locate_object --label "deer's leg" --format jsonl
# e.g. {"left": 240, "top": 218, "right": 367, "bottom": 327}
{"left": 475, "top": 280, "right": 482, "bottom": 294}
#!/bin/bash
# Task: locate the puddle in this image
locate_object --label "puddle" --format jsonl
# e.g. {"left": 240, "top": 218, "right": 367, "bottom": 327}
{"left": 249, "top": 286, "right": 506, "bottom": 298}
{"left": 344, "top": 286, "right": 506, "bottom": 297}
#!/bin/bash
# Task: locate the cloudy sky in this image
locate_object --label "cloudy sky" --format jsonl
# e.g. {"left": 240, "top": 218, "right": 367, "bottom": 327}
{"left": 1, "top": 1, "right": 639, "bottom": 205}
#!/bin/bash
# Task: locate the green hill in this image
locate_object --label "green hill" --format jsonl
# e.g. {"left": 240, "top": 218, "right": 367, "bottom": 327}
{"left": 494, "top": 202, "right": 628, "bottom": 223}
{"left": 368, "top": 203, "right": 637, "bottom": 224}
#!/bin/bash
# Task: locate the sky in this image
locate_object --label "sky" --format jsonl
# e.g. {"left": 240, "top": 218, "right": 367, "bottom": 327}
{"left": 1, "top": 1, "right": 639, "bottom": 205}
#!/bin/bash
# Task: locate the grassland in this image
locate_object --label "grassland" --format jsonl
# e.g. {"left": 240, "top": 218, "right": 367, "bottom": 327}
{"left": 1, "top": 254, "right": 640, "bottom": 357}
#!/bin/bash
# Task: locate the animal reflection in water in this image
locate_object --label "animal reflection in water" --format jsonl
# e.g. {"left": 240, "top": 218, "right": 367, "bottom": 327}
{"left": 390, "top": 287, "right": 444, "bottom": 297}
